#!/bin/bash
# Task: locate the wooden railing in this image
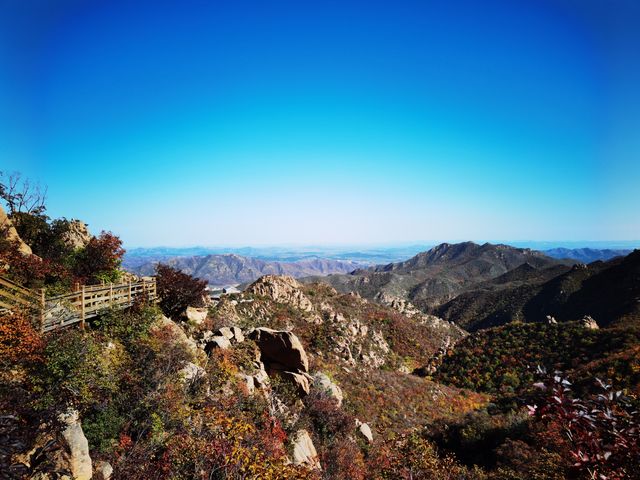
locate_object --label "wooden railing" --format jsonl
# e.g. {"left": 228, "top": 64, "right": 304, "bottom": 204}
{"left": 0, "top": 275, "right": 39, "bottom": 313}
{"left": 0, "top": 275, "right": 157, "bottom": 332}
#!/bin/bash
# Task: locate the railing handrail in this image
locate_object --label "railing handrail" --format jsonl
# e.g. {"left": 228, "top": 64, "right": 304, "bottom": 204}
{"left": 0, "top": 275, "right": 157, "bottom": 332}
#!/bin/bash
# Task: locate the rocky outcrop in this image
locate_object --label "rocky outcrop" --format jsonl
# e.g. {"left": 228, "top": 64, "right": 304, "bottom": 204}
{"left": 355, "top": 419, "right": 373, "bottom": 443}
{"left": 375, "top": 291, "right": 423, "bottom": 317}
{"left": 248, "top": 328, "right": 309, "bottom": 373}
{"left": 184, "top": 306, "right": 208, "bottom": 325}
{"left": 202, "top": 325, "right": 245, "bottom": 353}
{"left": 94, "top": 460, "right": 113, "bottom": 480}
{"left": 313, "top": 373, "right": 343, "bottom": 406}
{"left": 153, "top": 315, "right": 201, "bottom": 361}
{"left": 217, "top": 326, "right": 244, "bottom": 343}
{"left": 204, "top": 335, "right": 232, "bottom": 352}
{"left": 291, "top": 430, "right": 321, "bottom": 470}
{"left": 17, "top": 409, "right": 94, "bottom": 480}
{"left": 0, "top": 204, "right": 32, "bottom": 255}
{"left": 581, "top": 315, "right": 599, "bottom": 330}
{"left": 180, "top": 361, "right": 206, "bottom": 384}
{"left": 280, "top": 371, "right": 313, "bottom": 396}
{"left": 60, "top": 220, "right": 92, "bottom": 250}
{"left": 247, "top": 275, "right": 314, "bottom": 313}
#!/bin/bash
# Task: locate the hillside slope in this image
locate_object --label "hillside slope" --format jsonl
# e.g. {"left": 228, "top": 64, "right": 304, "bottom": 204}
{"left": 304, "top": 242, "right": 570, "bottom": 311}
{"left": 438, "top": 250, "right": 640, "bottom": 330}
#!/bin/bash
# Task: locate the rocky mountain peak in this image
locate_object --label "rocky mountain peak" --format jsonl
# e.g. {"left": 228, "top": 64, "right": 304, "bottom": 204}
{"left": 247, "top": 275, "right": 314, "bottom": 312}
{"left": 61, "top": 220, "right": 92, "bottom": 250}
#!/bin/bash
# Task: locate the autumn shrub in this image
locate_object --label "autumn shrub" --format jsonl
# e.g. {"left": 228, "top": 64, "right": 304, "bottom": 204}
{"left": 434, "top": 322, "right": 640, "bottom": 399}
{"left": 83, "top": 402, "right": 126, "bottom": 454}
{"left": 0, "top": 237, "right": 58, "bottom": 289}
{"left": 301, "top": 390, "right": 353, "bottom": 443}
{"left": 489, "top": 439, "right": 566, "bottom": 480}
{"left": 92, "top": 304, "right": 158, "bottom": 348}
{"left": 428, "top": 408, "right": 530, "bottom": 468}
{"left": 367, "top": 432, "right": 481, "bottom": 480}
{"left": 0, "top": 311, "right": 44, "bottom": 369}
{"left": 73, "top": 231, "right": 125, "bottom": 284}
{"left": 529, "top": 372, "right": 640, "bottom": 480}
{"left": 36, "top": 330, "right": 125, "bottom": 412}
{"left": 156, "top": 264, "right": 207, "bottom": 319}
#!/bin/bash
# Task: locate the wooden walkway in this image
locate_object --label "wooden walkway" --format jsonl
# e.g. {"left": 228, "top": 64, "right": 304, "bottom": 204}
{"left": 0, "top": 275, "right": 157, "bottom": 332}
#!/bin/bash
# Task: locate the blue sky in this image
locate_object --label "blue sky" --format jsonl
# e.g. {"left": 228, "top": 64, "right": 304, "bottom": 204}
{"left": 1, "top": 0, "right": 638, "bottom": 247}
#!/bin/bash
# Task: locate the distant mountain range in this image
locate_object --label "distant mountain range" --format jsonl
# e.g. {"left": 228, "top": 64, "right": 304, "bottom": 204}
{"left": 543, "top": 247, "right": 632, "bottom": 263}
{"left": 123, "top": 253, "right": 363, "bottom": 286}
{"left": 124, "top": 245, "right": 435, "bottom": 265}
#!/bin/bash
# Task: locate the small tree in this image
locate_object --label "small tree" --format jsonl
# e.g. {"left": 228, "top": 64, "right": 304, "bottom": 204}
{"left": 155, "top": 264, "right": 207, "bottom": 319}
{"left": 0, "top": 171, "right": 47, "bottom": 218}
{"left": 73, "top": 231, "right": 125, "bottom": 284}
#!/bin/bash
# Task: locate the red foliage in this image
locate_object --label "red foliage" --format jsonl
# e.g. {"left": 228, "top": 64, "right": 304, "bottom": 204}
{"left": 0, "top": 311, "right": 44, "bottom": 368}
{"left": 73, "top": 231, "right": 125, "bottom": 284}
{"left": 0, "top": 238, "right": 57, "bottom": 289}
{"left": 530, "top": 371, "right": 640, "bottom": 480}
{"left": 156, "top": 264, "right": 207, "bottom": 319}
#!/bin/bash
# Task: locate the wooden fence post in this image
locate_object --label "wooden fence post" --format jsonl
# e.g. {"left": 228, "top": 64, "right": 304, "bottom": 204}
{"left": 128, "top": 281, "right": 132, "bottom": 305}
{"left": 110, "top": 283, "right": 113, "bottom": 307}
{"left": 40, "top": 288, "right": 45, "bottom": 333}
{"left": 80, "top": 285, "right": 86, "bottom": 330}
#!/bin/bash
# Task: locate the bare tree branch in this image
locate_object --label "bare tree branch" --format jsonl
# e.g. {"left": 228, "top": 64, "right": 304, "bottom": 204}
{"left": 0, "top": 171, "right": 47, "bottom": 216}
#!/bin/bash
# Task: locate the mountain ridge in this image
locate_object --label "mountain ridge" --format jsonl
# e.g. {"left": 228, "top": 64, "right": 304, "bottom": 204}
{"left": 303, "top": 241, "right": 572, "bottom": 310}
{"left": 124, "top": 253, "right": 363, "bottom": 286}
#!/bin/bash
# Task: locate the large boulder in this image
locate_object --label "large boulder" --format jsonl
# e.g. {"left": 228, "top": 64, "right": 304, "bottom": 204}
{"left": 204, "top": 335, "right": 232, "bottom": 353}
{"left": 247, "top": 275, "right": 314, "bottom": 312}
{"left": 14, "top": 409, "right": 93, "bottom": 479}
{"left": 216, "top": 326, "right": 244, "bottom": 343}
{"left": 291, "top": 430, "right": 321, "bottom": 470}
{"left": 0, "top": 204, "right": 32, "bottom": 255}
{"left": 248, "top": 328, "right": 309, "bottom": 373}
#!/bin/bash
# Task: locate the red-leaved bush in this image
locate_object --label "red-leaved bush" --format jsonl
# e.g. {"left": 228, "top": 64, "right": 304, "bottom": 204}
{"left": 73, "top": 231, "right": 125, "bottom": 284}
{"left": 156, "top": 264, "right": 207, "bottom": 320}
{"left": 529, "top": 370, "right": 640, "bottom": 480}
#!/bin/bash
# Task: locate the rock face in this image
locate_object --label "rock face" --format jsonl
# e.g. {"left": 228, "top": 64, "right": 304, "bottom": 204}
{"left": 57, "top": 409, "right": 93, "bottom": 480}
{"left": 281, "top": 371, "right": 314, "bottom": 396}
{"left": 0, "top": 204, "right": 32, "bottom": 255}
{"left": 248, "top": 328, "right": 309, "bottom": 373}
{"left": 60, "top": 220, "right": 92, "bottom": 250}
{"left": 581, "top": 315, "right": 599, "bottom": 330}
{"left": 247, "top": 275, "right": 314, "bottom": 312}
{"left": 291, "top": 430, "right": 321, "bottom": 469}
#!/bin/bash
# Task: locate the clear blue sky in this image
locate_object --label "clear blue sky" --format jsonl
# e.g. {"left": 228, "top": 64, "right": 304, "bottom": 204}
{"left": 1, "top": 0, "right": 638, "bottom": 247}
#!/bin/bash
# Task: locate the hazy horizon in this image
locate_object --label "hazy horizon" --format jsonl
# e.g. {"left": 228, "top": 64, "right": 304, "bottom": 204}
{"left": 125, "top": 240, "right": 640, "bottom": 252}
{"left": 2, "top": 0, "right": 639, "bottom": 245}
